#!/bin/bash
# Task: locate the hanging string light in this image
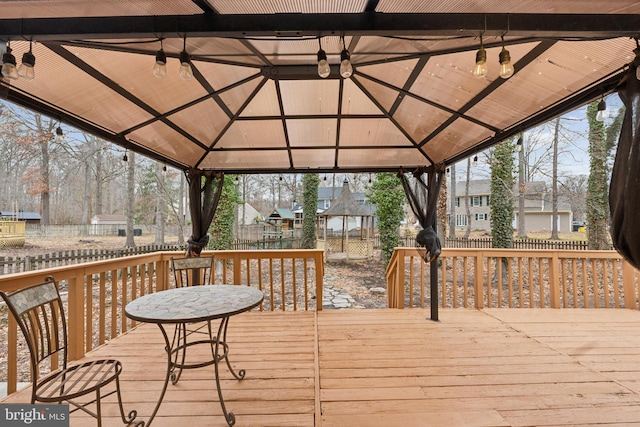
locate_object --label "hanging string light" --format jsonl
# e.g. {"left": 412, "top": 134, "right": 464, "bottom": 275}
{"left": 596, "top": 95, "right": 607, "bottom": 122}
{"left": 179, "top": 37, "right": 193, "bottom": 80}
{"left": 153, "top": 39, "right": 167, "bottom": 79}
{"left": 17, "top": 40, "right": 35, "bottom": 80}
{"left": 473, "top": 34, "right": 487, "bottom": 79}
{"left": 498, "top": 36, "right": 514, "bottom": 79}
{"left": 317, "top": 38, "right": 330, "bottom": 78}
{"left": 1, "top": 41, "right": 18, "bottom": 80}
{"left": 339, "top": 35, "right": 353, "bottom": 79}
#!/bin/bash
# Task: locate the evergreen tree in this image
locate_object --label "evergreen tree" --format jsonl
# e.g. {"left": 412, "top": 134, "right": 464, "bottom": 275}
{"left": 366, "top": 173, "right": 406, "bottom": 265}
{"left": 490, "top": 140, "right": 516, "bottom": 249}
{"left": 301, "top": 173, "right": 320, "bottom": 249}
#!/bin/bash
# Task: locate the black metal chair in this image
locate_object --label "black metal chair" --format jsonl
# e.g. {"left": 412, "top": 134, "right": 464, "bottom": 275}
{"left": 0, "top": 276, "right": 143, "bottom": 427}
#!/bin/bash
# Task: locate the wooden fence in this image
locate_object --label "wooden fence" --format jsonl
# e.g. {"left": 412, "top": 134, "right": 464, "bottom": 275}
{"left": 387, "top": 247, "right": 640, "bottom": 310}
{"left": 0, "top": 244, "right": 181, "bottom": 275}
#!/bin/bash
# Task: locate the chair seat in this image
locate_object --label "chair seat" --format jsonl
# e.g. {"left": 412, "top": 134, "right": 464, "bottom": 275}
{"left": 35, "top": 359, "right": 122, "bottom": 403}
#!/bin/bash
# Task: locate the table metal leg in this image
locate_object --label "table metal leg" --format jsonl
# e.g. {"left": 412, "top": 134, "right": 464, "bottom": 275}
{"left": 209, "top": 316, "right": 245, "bottom": 426}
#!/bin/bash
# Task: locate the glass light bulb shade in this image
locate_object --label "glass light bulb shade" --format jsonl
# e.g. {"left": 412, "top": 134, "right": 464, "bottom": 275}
{"left": 179, "top": 62, "right": 193, "bottom": 80}
{"left": 153, "top": 62, "right": 167, "bottom": 78}
{"left": 473, "top": 61, "right": 487, "bottom": 78}
{"left": 499, "top": 62, "right": 514, "bottom": 79}
{"left": 18, "top": 50, "right": 35, "bottom": 79}
{"left": 317, "top": 59, "right": 330, "bottom": 78}
{"left": 2, "top": 62, "right": 18, "bottom": 79}
{"left": 2, "top": 49, "right": 18, "bottom": 80}
{"left": 498, "top": 48, "right": 514, "bottom": 79}
{"left": 153, "top": 49, "right": 167, "bottom": 78}
{"left": 636, "top": 65, "right": 640, "bottom": 81}
{"left": 596, "top": 109, "right": 606, "bottom": 122}
{"left": 18, "top": 63, "right": 34, "bottom": 79}
{"left": 340, "top": 59, "right": 353, "bottom": 78}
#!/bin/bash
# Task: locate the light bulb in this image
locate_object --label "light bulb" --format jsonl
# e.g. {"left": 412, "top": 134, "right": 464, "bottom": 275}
{"left": 317, "top": 49, "right": 330, "bottom": 78}
{"left": 596, "top": 99, "right": 607, "bottom": 122}
{"left": 473, "top": 48, "right": 487, "bottom": 78}
{"left": 2, "top": 47, "right": 18, "bottom": 80}
{"left": 18, "top": 50, "right": 35, "bottom": 80}
{"left": 153, "top": 49, "right": 167, "bottom": 79}
{"left": 179, "top": 50, "right": 193, "bottom": 80}
{"left": 499, "top": 47, "right": 514, "bottom": 79}
{"left": 472, "top": 155, "right": 478, "bottom": 167}
{"left": 636, "top": 65, "right": 640, "bottom": 81}
{"left": 340, "top": 49, "right": 353, "bottom": 78}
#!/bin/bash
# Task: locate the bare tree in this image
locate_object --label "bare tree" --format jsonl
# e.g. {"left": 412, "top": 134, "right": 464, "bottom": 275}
{"left": 125, "top": 151, "right": 136, "bottom": 248}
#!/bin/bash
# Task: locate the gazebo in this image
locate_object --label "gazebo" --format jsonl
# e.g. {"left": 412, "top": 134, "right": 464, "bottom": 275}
{"left": 317, "top": 180, "right": 374, "bottom": 261}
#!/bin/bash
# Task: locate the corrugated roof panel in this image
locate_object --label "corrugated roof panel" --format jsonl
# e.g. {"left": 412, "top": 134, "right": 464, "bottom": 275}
{"left": 422, "top": 118, "right": 493, "bottom": 164}
{"left": 215, "top": 121, "right": 287, "bottom": 149}
{"left": 126, "top": 122, "right": 206, "bottom": 166}
{"left": 376, "top": 0, "right": 640, "bottom": 13}
{"left": 65, "top": 45, "right": 210, "bottom": 115}
{"left": 352, "top": 36, "right": 480, "bottom": 63}
{"left": 166, "top": 100, "right": 229, "bottom": 146}
{"left": 339, "top": 119, "right": 415, "bottom": 147}
{"left": 218, "top": 77, "right": 265, "bottom": 115}
{"left": 186, "top": 37, "right": 265, "bottom": 67}
{"left": 409, "top": 42, "right": 539, "bottom": 111}
{"left": 355, "top": 77, "right": 401, "bottom": 112}
{"left": 0, "top": 0, "right": 203, "bottom": 19}
{"left": 393, "top": 97, "right": 452, "bottom": 143}
{"left": 357, "top": 58, "right": 418, "bottom": 93}
{"left": 341, "top": 79, "right": 384, "bottom": 115}
{"left": 466, "top": 38, "right": 635, "bottom": 128}
{"left": 338, "top": 147, "right": 430, "bottom": 168}
{"left": 200, "top": 149, "right": 290, "bottom": 169}
{"left": 209, "top": 0, "right": 367, "bottom": 14}
{"left": 280, "top": 80, "right": 340, "bottom": 115}
{"left": 9, "top": 42, "right": 154, "bottom": 134}
{"left": 240, "top": 80, "right": 281, "bottom": 117}
{"left": 291, "top": 149, "right": 336, "bottom": 168}
{"left": 287, "top": 119, "right": 337, "bottom": 147}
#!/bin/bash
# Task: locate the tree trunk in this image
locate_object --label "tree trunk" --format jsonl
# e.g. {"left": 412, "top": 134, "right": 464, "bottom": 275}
{"left": 95, "top": 141, "right": 103, "bottom": 215}
{"left": 448, "top": 164, "right": 457, "bottom": 238}
{"left": 517, "top": 133, "right": 527, "bottom": 238}
{"left": 40, "top": 139, "right": 51, "bottom": 225}
{"left": 155, "top": 162, "right": 165, "bottom": 245}
{"left": 551, "top": 118, "right": 560, "bottom": 239}
{"left": 125, "top": 152, "right": 136, "bottom": 248}
{"left": 82, "top": 161, "right": 91, "bottom": 224}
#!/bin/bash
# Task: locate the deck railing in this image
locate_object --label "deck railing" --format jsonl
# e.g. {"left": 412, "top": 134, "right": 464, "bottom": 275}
{"left": 387, "top": 248, "right": 640, "bottom": 309}
{"left": 0, "top": 249, "right": 324, "bottom": 396}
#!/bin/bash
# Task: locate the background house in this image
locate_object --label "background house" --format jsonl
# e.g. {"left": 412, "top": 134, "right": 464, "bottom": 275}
{"left": 451, "top": 180, "right": 573, "bottom": 233}
{"left": 0, "top": 210, "right": 41, "bottom": 224}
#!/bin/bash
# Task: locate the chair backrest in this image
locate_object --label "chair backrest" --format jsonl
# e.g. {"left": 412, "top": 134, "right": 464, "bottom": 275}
{"left": 0, "top": 276, "right": 68, "bottom": 383}
{"left": 170, "top": 256, "right": 214, "bottom": 287}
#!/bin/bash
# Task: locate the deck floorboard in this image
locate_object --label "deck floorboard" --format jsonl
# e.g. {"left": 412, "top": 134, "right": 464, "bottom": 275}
{"left": 5, "top": 308, "right": 640, "bottom": 426}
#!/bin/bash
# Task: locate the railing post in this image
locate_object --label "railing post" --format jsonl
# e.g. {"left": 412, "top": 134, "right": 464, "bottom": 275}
{"left": 474, "top": 253, "right": 484, "bottom": 309}
{"left": 316, "top": 251, "right": 324, "bottom": 311}
{"left": 622, "top": 259, "right": 637, "bottom": 309}
{"left": 66, "top": 271, "right": 86, "bottom": 361}
{"left": 549, "top": 253, "right": 561, "bottom": 308}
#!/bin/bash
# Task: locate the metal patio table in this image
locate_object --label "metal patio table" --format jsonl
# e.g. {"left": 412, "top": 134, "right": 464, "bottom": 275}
{"left": 125, "top": 284, "right": 264, "bottom": 426}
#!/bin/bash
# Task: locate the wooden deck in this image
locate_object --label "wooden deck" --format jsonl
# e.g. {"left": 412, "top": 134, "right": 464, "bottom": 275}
{"left": 5, "top": 308, "right": 640, "bottom": 426}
